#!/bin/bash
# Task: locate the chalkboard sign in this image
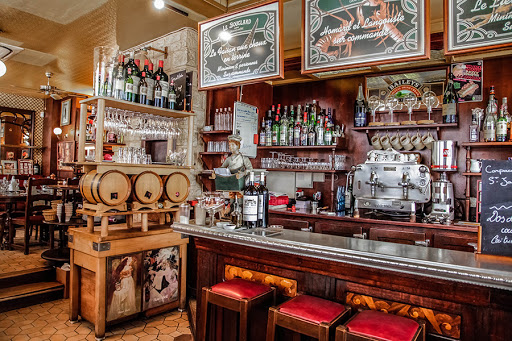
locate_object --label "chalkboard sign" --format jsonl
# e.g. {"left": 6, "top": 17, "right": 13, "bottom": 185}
{"left": 233, "top": 101, "right": 258, "bottom": 158}
{"left": 481, "top": 160, "right": 512, "bottom": 257}
{"left": 445, "top": 0, "right": 512, "bottom": 55}
{"left": 302, "top": 0, "right": 430, "bottom": 74}
{"left": 169, "top": 70, "right": 186, "bottom": 111}
{"left": 198, "top": 0, "right": 283, "bottom": 90}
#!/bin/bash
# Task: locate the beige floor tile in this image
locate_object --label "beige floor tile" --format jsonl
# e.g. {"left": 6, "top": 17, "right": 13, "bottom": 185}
{"left": 4, "top": 326, "right": 21, "bottom": 335}
{"left": 121, "top": 335, "right": 139, "bottom": 341}
{"left": 139, "top": 334, "right": 159, "bottom": 341}
{"left": 157, "top": 335, "right": 175, "bottom": 341}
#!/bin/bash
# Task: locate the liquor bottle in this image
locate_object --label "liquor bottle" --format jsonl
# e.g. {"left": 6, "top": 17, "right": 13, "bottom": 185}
{"left": 227, "top": 107, "right": 233, "bottom": 131}
{"left": 308, "top": 123, "right": 316, "bottom": 146}
{"left": 311, "top": 100, "right": 318, "bottom": 127}
{"left": 442, "top": 73, "right": 458, "bottom": 124}
{"left": 259, "top": 119, "right": 266, "bottom": 146}
{"left": 316, "top": 119, "right": 324, "bottom": 145}
{"left": 168, "top": 80, "right": 177, "bottom": 110}
{"left": 288, "top": 105, "right": 295, "bottom": 146}
{"left": 243, "top": 172, "right": 258, "bottom": 228}
{"left": 124, "top": 67, "right": 135, "bottom": 102}
{"left": 113, "top": 55, "right": 125, "bottom": 100}
{"left": 497, "top": 98, "right": 508, "bottom": 142}
{"left": 138, "top": 71, "right": 148, "bottom": 104}
{"left": 143, "top": 61, "right": 155, "bottom": 105}
{"left": 154, "top": 75, "right": 163, "bottom": 108}
{"left": 294, "top": 105, "right": 302, "bottom": 146}
{"left": 502, "top": 97, "right": 510, "bottom": 140}
{"left": 354, "top": 83, "right": 367, "bottom": 127}
{"left": 280, "top": 107, "right": 288, "bottom": 146}
{"left": 483, "top": 86, "right": 498, "bottom": 142}
{"left": 153, "top": 60, "right": 169, "bottom": 108}
{"left": 33, "top": 161, "right": 41, "bottom": 175}
{"left": 300, "top": 107, "right": 308, "bottom": 146}
{"left": 257, "top": 172, "right": 269, "bottom": 228}
{"left": 272, "top": 106, "right": 280, "bottom": 145}
{"left": 265, "top": 110, "right": 273, "bottom": 146}
{"left": 325, "top": 127, "right": 332, "bottom": 146}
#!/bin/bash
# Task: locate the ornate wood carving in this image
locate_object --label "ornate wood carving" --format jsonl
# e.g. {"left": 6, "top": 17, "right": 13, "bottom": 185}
{"left": 224, "top": 265, "right": 297, "bottom": 297}
{"left": 345, "top": 292, "right": 461, "bottom": 339}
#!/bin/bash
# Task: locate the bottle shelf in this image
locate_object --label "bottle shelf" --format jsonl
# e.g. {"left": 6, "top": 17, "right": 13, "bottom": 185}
{"left": 85, "top": 142, "right": 126, "bottom": 147}
{"left": 200, "top": 130, "right": 232, "bottom": 135}
{"left": 257, "top": 144, "right": 344, "bottom": 150}
{"left": 461, "top": 142, "right": 512, "bottom": 147}
{"left": 462, "top": 172, "right": 481, "bottom": 176}
{"left": 266, "top": 168, "right": 348, "bottom": 173}
{"left": 351, "top": 122, "right": 458, "bottom": 131}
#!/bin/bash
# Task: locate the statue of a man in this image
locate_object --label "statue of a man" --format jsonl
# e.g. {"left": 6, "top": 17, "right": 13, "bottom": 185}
{"left": 220, "top": 134, "right": 253, "bottom": 175}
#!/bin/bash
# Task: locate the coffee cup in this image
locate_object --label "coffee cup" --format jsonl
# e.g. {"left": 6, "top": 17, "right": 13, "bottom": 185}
{"left": 422, "top": 132, "right": 435, "bottom": 149}
{"left": 390, "top": 134, "right": 403, "bottom": 150}
{"left": 371, "top": 134, "right": 382, "bottom": 150}
{"left": 400, "top": 133, "right": 414, "bottom": 151}
{"left": 411, "top": 133, "right": 425, "bottom": 150}
{"left": 380, "top": 134, "right": 392, "bottom": 149}
{"left": 470, "top": 159, "right": 482, "bottom": 173}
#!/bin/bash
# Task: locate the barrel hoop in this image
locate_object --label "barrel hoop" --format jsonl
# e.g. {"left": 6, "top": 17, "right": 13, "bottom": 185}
{"left": 90, "top": 172, "right": 103, "bottom": 204}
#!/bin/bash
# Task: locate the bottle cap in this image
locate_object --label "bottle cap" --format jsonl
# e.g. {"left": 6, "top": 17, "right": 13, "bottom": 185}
{"left": 144, "top": 59, "right": 149, "bottom": 65}
{"left": 158, "top": 60, "right": 164, "bottom": 68}
{"left": 141, "top": 71, "right": 146, "bottom": 77}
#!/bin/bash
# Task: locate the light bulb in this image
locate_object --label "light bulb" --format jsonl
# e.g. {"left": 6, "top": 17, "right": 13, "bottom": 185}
{"left": 53, "top": 127, "right": 62, "bottom": 135}
{"left": 154, "top": 0, "right": 164, "bottom": 9}
{"left": 219, "top": 31, "right": 232, "bottom": 41}
{"left": 0, "top": 61, "right": 6, "bottom": 77}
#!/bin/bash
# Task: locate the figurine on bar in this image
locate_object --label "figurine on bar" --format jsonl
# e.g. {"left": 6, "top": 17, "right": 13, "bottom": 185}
{"left": 213, "top": 133, "right": 254, "bottom": 191}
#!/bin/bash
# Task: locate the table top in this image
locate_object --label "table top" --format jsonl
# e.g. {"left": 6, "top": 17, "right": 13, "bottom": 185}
{"left": 47, "top": 184, "right": 79, "bottom": 190}
{"left": 0, "top": 192, "right": 26, "bottom": 202}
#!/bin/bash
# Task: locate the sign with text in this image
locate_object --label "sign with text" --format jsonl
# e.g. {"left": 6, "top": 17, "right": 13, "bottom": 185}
{"left": 445, "top": 0, "right": 512, "bottom": 54}
{"left": 481, "top": 160, "right": 512, "bottom": 257}
{"left": 233, "top": 101, "right": 258, "bottom": 158}
{"left": 198, "top": 0, "right": 283, "bottom": 90}
{"left": 302, "top": 0, "right": 430, "bottom": 73}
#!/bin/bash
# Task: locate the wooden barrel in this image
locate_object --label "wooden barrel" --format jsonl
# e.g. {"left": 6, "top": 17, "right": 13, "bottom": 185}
{"left": 162, "top": 172, "right": 190, "bottom": 203}
{"left": 130, "top": 171, "right": 163, "bottom": 204}
{"left": 79, "top": 170, "right": 131, "bottom": 206}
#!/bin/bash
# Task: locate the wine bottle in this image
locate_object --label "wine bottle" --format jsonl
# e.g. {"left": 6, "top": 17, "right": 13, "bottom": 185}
{"left": 143, "top": 60, "right": 155, "bottom": 106}
{"left": 132, "top": 59, "right": 141, "bottom": 103}
{"left": 442, "top": 73, "right": 458, "bottom": 124}
{"left": 154, "top": 75, "right": 163, "bottom": 108}
{"left": 113, "top": 55, "right": 125, "bottom": 100}
{"left": 168, "top": 80, "right": 177, "bottom": 110}
{"left": 483, "top": 86, "right": 498, "bottom": 142}
{"left": 257, "top": 172, "right": 269, "bottom": 228}
{"left": 124, "top": 67, "right": 135, "bottom": 102}
{"left": 497, "top": 98, "right": 508, "bottom": 142}
{"left": 243, "top": 172, "right": 258, "bottom": 228}
{"left": 259, "top": 119, "right": 266, "bottom": 146}
{"left": 265, "top": 110, "right": 273, "bottom": 146}
{"left": 354, "top": 83, "right": 367, "bottom": 127}
{"left": 138, "top": 71, "right": 148, "bottom": 104}
{"left": 153, "top": 60, "right": 169, "bottom": 108}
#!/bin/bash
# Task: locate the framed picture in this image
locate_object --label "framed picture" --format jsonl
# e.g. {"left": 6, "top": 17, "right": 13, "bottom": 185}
{"left": 18, "top": 159, "right": 33, "bottom": 175}
{"left": 106, "top": 253, "right": 142, "bottom": 322}
{"left": 60, "top": 99, "right": 71, "bottom": 126}
{"left": 1, "top": 160, "right": 17, "bottom": 175}
{"left": 57, "top": 141, "right": 75, "bottom": 171}
{"left": 143, "top": 246, "right": 180, "bottom": 310}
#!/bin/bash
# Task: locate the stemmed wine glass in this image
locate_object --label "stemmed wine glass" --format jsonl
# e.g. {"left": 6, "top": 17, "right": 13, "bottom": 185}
{"left": 199, "top": 192, "right": 225, "bottom": 227}
{"left": 368, "top": 96, "right": 384, "bottom": 124}
{"left": 421, "top": 91, "right": 439, "bottom": 122}
{"left": 403, "top": 93, "right": 421, "bottom": 123}
{"left": 384, "top": 96, "right": 403, "bottom": 124}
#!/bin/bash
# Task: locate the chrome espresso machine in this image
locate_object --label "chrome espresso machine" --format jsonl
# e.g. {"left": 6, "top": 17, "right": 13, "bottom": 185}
{"left": 350, "top": 149, "right": 432, "bottom": 222}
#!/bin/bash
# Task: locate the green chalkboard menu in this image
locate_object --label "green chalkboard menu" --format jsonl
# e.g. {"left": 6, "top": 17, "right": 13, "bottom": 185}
{"left": 481, "top": 160, "right": 512, "bottom": 257}
{"left": 302, "top": 0, "right": 430, "bottom": 74}
{"left": 198, "top": 0, "right": 283, "bottom": 90}
{"left": 445, "top": 0, "right": 512, "bottom": 55}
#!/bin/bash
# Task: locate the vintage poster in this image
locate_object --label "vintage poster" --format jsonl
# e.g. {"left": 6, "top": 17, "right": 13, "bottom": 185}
{"left": 106, "top": 253, "right": 142, "bottom": 321}
{"left": 143, "top": 246, "right": 180, "bottom": 310}
{"left": 451, "top": 60, "right": 483, "bottom": 102}
{"left": 303, "top": 0, "right": 429, "bottom": 73}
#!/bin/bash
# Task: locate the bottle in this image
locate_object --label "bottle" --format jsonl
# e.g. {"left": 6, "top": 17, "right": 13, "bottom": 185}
{"left": 497, "top": 98, "right": 508, "bottom": 142}
{"left": 354, "top": 83, "right": 367, "bottom": 127}
{"left": 168, "top": 80, "right": 177, "bottom": 110}
{"left": 272, "top": 107, "right": 280, "bottom": 145}
{"left": 483, "top": 86, "right": 498, "bottom": 142}
{"left": 294, "top": 105, "right": 301, "bottom": 146}
{"left": 123, "top": 52, "right": 139, "bottom": 102}
{"left": 143, "top": 60, "right": 155, "bottom": 105}
{"left": 153, "top": 75, "right": 163, "bottom": 108}
{"left": 502, "top": 97, "right": 510, "bottom": 140}
{"left": 257, "top": 172, "right": 269, "bottom": 228}
{"left": 308, "top": 123, "right": 316, "bottom": 146}
{"left": 259, "top": 119, "right": 266, "bottom": 146}
{"left": 265, "top": 110, "right": 273, "bottom": 146}
{"left": 316, "top": 119, "right": 324, "bottom": 145}
{"left": 243, "top": 172, "right": 258, "bottom": 228}
{"left": 132, "top": 59, "right": 141, "bottom": 103}
{"left": 138, "top": 71, "right": 148, "bottom": 104}
{"left": 113, "top": 55, "right": 125, "bottom": 100}
{"left": 325, "top": 127, "right": 333, "bottom": 146}
{"left": 124, "top": 66, "right": 135, "bottom": 102}
{"left": 231, "top": 201, "right": 243, "bottom": 228}
{"left": 33, "top": 161, "right": 40, "bottom": 175}
{"left": 153, "top": 60, "right": 169, "bottom": 108}
{"left": 442, "top": 73, "right": 458, "bottom": 123}
{"left": 280, "top": 106, "right": 288, "bottom": 146}
{"left": 288, "top": 105, "right": 295, "bottom": 146}
{"left": 310, "top": 100, "right": 318, "bottom": 127}
{"left": 300, "top": 107, "right": 308, "bottom": 146}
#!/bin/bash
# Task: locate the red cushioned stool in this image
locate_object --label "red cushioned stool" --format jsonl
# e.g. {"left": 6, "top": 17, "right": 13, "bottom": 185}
{"left": 266, "top": 294, "right": 351, "bottom": 341}
{"left": 198, "top": 278, "right": 276, "bottom": 341}
{"left": 335, "top": 310, "right": 425, "bottom": 341}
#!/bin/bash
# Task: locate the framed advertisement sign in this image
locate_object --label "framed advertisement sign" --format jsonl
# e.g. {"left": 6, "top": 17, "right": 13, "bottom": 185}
{"left": 302, "top": 0, "right": 430, "bottom": 74}
{"left": 198, "top": 0, "right": 284, "bottom": 90}
{"left": 445, "top": 0, "right": 512, "bottom": 55}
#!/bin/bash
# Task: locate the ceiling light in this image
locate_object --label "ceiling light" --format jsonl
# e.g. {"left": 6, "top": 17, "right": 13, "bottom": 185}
{"left": 154, "top": 0, "right": 165, "bottom": 9}
{"left": 219, "top": 31, "right": 232, "bottom": 42}
{"left": 53, "top": 127, "right": 62, "bottom": 137}
{"left": 0, "top": 60, "right": 6, "bottom": 77}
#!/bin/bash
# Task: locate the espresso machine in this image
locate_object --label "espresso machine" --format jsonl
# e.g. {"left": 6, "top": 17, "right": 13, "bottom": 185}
{"left": 351, "top": 149, "right": 431, "bottom": 222}
{"left": 424, "top": 140, "right": 457, "bottom": 225}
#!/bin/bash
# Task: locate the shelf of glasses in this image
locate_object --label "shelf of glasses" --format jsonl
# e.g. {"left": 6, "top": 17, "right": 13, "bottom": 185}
{"left": 461, "top": 142, "right": 512, "bottom": 147}
{"left": 80, "top": 96, "right": 195, "bottom": 118}
{"left": 257, "top": 145, "right": 344, "bottom": 150}
{"left": 200, "top": 130, "right": 232, "bottom": 135}
{"left": 85, "top": 142, "right": 126, "bottom": 147}
{"left": 351, "top": 122, "right": 458, "bottom": 131}
{"left": 266, "top": 168, "right": 348, "bottom": 173}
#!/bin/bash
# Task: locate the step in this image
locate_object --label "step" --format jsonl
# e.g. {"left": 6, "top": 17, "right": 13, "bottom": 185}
{"left": 0, "top": 281, "right": 64, "bottom": 312}
{"left": 0, "top": 266, "right": 55, "bottom": 289}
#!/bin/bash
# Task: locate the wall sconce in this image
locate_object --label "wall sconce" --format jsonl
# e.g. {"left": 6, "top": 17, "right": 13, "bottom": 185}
{"left": 0, "top": 61, "right": 6, "bottom": 78}
{"left": 53, "top": 127, "right": 62, "bottom": 139}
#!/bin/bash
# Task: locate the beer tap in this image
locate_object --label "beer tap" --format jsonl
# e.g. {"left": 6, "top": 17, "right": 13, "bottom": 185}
{"left": 367, "top": 171, "right": 379, "bottom": 197}
{"left": 398, "top": 172, "right": 411, "bottom": 200}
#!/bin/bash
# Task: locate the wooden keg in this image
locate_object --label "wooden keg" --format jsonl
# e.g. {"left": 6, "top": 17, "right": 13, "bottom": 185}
{"left": 79, "top": 170, "right": 131, "bottom": 206}
{"left": 130, "top": 171, "right": 163, "bottom": 204}
{"left": 162, "top": 172, "right": 190, "bottom": 203}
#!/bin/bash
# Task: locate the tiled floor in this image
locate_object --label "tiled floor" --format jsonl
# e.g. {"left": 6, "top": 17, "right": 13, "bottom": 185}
{"left": 0, "top": 244, "right": 50, "bottom": 274}
{"left": 0, "top": 298, "right": 193, "bottom": 341}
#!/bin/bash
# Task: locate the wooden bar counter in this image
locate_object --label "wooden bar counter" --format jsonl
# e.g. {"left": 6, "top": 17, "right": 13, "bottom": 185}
{"left": 173, "top": 223, "right": 512, "bottom": 341}
{"left": 68, "top": 225, "right": 188, "bottom": 340}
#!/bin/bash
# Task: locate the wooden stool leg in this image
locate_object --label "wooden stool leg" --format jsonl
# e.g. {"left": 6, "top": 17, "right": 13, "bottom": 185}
{"left": 319, "top": 323, "right": 330, "bottom": 341}
{"left": 335, "top": 325, "right": 347, "bottom": 341}
{"left": 266, "top": 307, "right": 277, "bottom": 341}
{"left": 198, "top": 288, "right": 210, "bottom": 341}
{"left": 239, "top": 300, "right": 248, "bottom": 341}
{"left": 24, "top": 224, "right": 30, "bottom": 255}
{"left": 100, "top": 216, "right": 108, "bottom": 238}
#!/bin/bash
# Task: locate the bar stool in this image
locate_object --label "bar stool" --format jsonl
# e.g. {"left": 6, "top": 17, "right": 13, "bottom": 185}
{"left": 335, "top": 310, "right": 426, "bottom": 341}
{"left": 199, "top": 278, "right": 276, "bottom": 341}
{"left": 266, "top": 294, "right": 351, "bottom": 341}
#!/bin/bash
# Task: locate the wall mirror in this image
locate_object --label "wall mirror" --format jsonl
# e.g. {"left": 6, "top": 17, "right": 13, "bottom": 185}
{"left": 0, "top": 106, "right": 35, "bottom": 161}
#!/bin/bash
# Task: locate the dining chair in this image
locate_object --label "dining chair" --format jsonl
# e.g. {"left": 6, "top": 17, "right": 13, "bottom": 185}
{"left": 10, "top": 178, "right": 57, "bottom": 254}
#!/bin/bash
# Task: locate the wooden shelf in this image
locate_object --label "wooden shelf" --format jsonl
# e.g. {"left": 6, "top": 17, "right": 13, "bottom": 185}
{"left": 257, "top": 145, "right": 343, "bottom": 150}
{"left": 1, "top": 144, "right": 43, "bottom": 149}
{"left": 85, "top": 142, "right": 126, "bottom": 147}
{"left": 461, "top": 142, "right": 512, "bottom": 147}
{"left": 351, "top": 123, "right": 458, "bottom": 131}
{"left": 199, "top": 152, "right": 227, "bottom": 155}
{"left": 266, "top": 168, "right": 348, "bottom": 173}
{"left": 80, "top": 96, "right": 195, "bottom": 118}
{"left": 463, "top": 172, "right": 481, "bottom": 176}
{"left": 200, "top": 130, "right": 232, "bottom": 135}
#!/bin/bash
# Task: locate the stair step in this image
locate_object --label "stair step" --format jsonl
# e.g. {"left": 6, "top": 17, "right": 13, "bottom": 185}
{"left": 0, "top": 281, "right": 64, "bottom": 312}
{"left": 0, "top": 266, "right": 55, "bottom": 289}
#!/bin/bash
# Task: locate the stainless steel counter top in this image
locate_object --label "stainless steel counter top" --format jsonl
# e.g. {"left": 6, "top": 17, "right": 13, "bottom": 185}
{"left": 172, "top": 223, "right": 512, "bottom": 291}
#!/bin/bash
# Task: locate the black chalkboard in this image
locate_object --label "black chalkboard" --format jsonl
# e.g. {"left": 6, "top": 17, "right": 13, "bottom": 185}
{"left": 198, "top": 0, "right": 283, "bottom": 90}
{"left": 302, "top": 0, "right": 430, "bottom": 74}
{"left": 169, "top": 70, "right": 186, "bottom": 111}
{"left": 481, "top": 160, "right": 512, "bottom": 257}
{"left": 445, "top": 0, "right": 512, "bottom": 55}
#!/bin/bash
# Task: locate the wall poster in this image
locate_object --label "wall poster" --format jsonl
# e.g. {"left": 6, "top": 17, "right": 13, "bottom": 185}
{"left": 198, "top": 0, "right": 283, "bottom": 90}
{"left": 303, "top": 0, "right": 430, "bottom": 73}
{"left": 445, "top": 0, "right": 512, "bottom": 54}
{"left": 143, "top": 247, "right": 180, "bottom": 310}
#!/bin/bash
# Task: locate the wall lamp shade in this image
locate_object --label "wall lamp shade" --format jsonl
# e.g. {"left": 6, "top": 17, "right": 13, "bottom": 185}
{"left": 0, "top": 60, "right": 6, "bottom": 77}
{"left": 154, "top": 0, "right": 165, "bottom": 9}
